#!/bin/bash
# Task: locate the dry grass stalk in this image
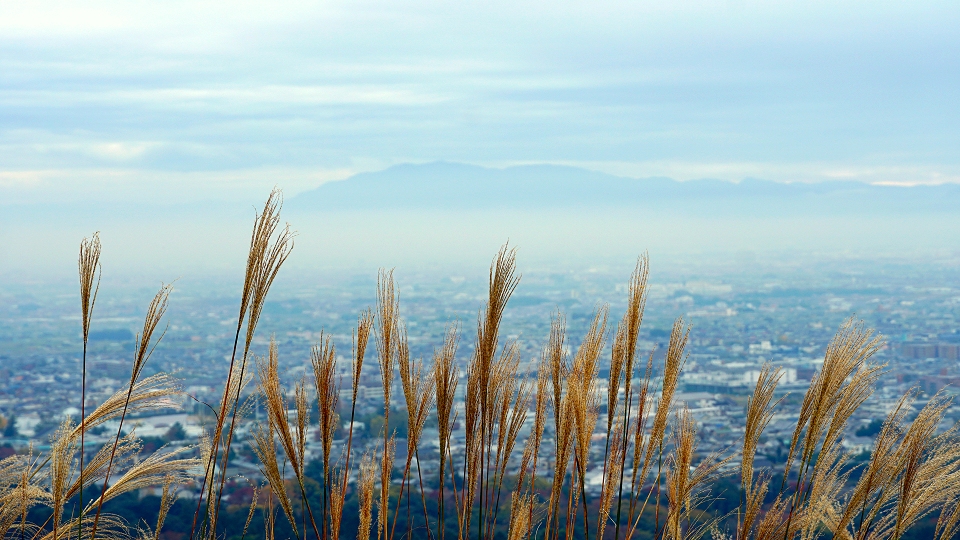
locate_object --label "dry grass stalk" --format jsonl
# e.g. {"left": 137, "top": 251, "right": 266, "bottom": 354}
{"left": 608, "top": 255, "right": 650, "bottom": 540}
{"left": 0, "top": 451, "right": 49, "bottom": 540}
{"left": 779, "top": 319, "right": 883, "bottom": 538}
{"left": 241, "top": 484, "right": 261, "bottom": 540}
{"left": 783, "top": 319, "right": 882, "bottom": 485}
{"left": 489, "top": 258, "right": 520, "bottom": 430}
{"left": 489, "top": 350, "right": 532, "bottom": 536}
{"left": 597, "top": 424, "right": 624, "bottom": 540}
{"left": 49, "top": 420, "right": 77, "bottom": 540}
{"left": 507, "top": 492, "right": 533, "bottom": 540}
{"left": 491, "top": 381, "right": 525, "bottom": 530}
{"left": 375, "top": 269, "right": 399, "bottom": 540}
{"left": 627, "top": 318, "right": 690, "bottom": 540}
{"left": 541, "top": 313, "right": 570, "bottom": 540}
{"left": 664, "top": 408, "right": 729, "bottom": 540}
{"left": 434, "top": 323, "right": 460, "bottom": 540}
{"left": 737, "top": 471, "right": 772, "bottom": 540}
{"left": 741, "top": 364, "right": 783, "bottom": 500}
{"left": 263, "top": 487, "right": 277, "bottom": 540}
{"left": 329, "top": 463, "right": 345, "bottom": 540}
{"left": 153, "top": 476, "right": 180, "bottom": 540}
{"left": 241, "top": 197, "right": 295, "bottom": 364}
{"left": 506, "top": 360, "right": 548, "bottom": 540}
{"left": 570, "top": 307, "right": 607, "bottom": 393}
{"left": 295, "top": 376, "right": 312, "bottom": 539}
{"left": 619, "top": 350, "right": 654, "bottom": 540}
{"left": 78, "top": 230, "right": 102, "bottom": 354}
{"left": 258, "top": 340, "right": 303, "bottom": 477}
{"left": 793, "top": 444, "right": 851, "bottom": 540}
{"left": 311, "top": 333, "right": 340, "bottom": 540}
{"left": 378, "top": 434, "right": 397, "bottom": 540}
{"left": 68, "top": 373, "right": 182, "bottom": 443}
{"left": 95, "top": 446, "right": 198, "bottom": 507}
{"left": 460, "top": 243, "right": 520, "bottom": 540}
{"left": 77, "top": 232, "right": 101, "bottom": 540}
{"left": 376, "top": 269, "right": 399, "bottom": 427}
{"left": 818, "top": 362, "right": 884, "bottom": 468}
{"left": 358, "top": 452, "right": 378, "bottom": 540}
{"left": 571, "top": 307, "right": 607, "bottom": 435}
{"left": 518, "top": 362, "right": 550, "bottom": 492}
{"left": 566, "top": 461, "right": 584, "bottom": 540}
{"left": 664, "top": 409, "right": 692, "bottom": 540}
{"left": 616, "top": 253, "right": 653, "bottom": 540}
{"left": 258, "top": 339, "right": 322, "bottom": 540}
{"left": 775, "top": 344, "right": 959, "bottom": 540}
{"left": 91, "top": 283, "right": 172, "bottom": 540}
{"left": 477, "top": 244, "right": 520, "bottom": 377}
{"left": 609, "top": 256, "right": 650, "bottom": 540}
{"left": 608, "top": 322, "right": 627, "bottom": 439}
{"left": 252, "top": 423, "right": 299, "bottom": 538}
{"left": 65, "top": 433, "right": 140, "bottom": 503}
{"left": 888, "top": 396, "right": 960, "bottom": 540}
{"left": 628, "top": 352, "right": 654, "bottom": 488}
{"left": 834, "top": 394, "right": 914, "bottom": 538}
{"left": 353, "top": 310, "right": 375, "bottom": 401}
{"left": 398, "top": 330, "right": 436, "bottom": 460}
{"left": 933, "top": 445, "right": 960, "bottom": 540}
{"left": 198, "top": 188, "right": 294, "bottom": 538}
{"left": 547, "top": 312, "right": 568, "bottom": 446}
{"left": 295, "top": 378, "right": 310, "bottom": 474}
{"left": 342, "top": 310, "right": 375, "bottom": 520}
{"left": 646, "top": 318, "right": 689, "bottom": 471}
{"left": 735, "top": 364, "right": 782, "bottom": 540}
{"left": 621, "top": 254, "right": 649, "bottom": 381}
{"left": 40, "top": 515, "right": 127, "bottom": 540}
{"left": 752, "top": 496, "right": 790, "bottom": 540}
{"left": 567, "top": 307, "right": 607, "bottom": 540}
{"left": 482, "top": 245, "right": 520, "bottom": 519}
{"left": 545, "top": 381, "right": 576, "bottom": 540}
{"left": 389, "top": 328, "right": 436, "bottom": 540}
{"left": 462, "top": 358, "right": 484, "bottom": 540}
{"left": 531, "top": 360, "right": 550, "bottom": 472}
{"left": 489, "top": 347, "right": 518, "bottom": 493}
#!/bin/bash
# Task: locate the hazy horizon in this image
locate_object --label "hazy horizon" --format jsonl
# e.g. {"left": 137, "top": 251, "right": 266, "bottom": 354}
{"left": 2, "top": 1, "right": 959, "bottom": 278}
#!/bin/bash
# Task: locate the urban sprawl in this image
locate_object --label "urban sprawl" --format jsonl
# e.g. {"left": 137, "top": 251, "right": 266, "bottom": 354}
{"left": 2, "top": 257, "right": 959, "bottom": 497}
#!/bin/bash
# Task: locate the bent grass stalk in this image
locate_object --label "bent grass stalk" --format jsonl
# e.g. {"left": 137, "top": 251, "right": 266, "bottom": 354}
{"left": 90, "top": 283, "right": 172, "bottom": 540}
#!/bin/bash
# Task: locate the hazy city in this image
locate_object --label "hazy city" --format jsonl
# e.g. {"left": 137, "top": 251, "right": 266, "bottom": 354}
{"left": 4, "top": 251, "right": 960, "bottom": 498}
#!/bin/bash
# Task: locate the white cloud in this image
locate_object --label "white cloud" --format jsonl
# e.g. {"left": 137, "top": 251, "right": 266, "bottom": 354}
{"left": 533, "top": 161, "right": 960, "bottom": 186}
{"left": 0, "top": 0, "right": 957, "bottom": 200}
{"left": 0, "top": 166, "right": 356, "bottom": 204}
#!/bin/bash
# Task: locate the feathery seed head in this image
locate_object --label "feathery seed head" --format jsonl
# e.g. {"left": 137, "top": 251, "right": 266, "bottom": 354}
{"left": 311, "top": 334, "right": 340, "bottom": 474}
{"left": 358, "top": 452, "right": 377, "bottom": 540}
{"left": 78, "top": 233, "right": 102, "bottom": 343}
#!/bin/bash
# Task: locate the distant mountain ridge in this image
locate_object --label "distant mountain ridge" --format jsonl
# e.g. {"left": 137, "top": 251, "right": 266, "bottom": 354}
{"left": 290, "top": 161, "right": 960, "bottom": 215}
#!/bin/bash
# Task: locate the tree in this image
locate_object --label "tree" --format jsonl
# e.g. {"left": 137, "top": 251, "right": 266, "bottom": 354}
{"left": 3, "top": 415, "right": 18, "bottom": 438}
{"left": 164, "top": 422, "right": 187, "bottom": 442}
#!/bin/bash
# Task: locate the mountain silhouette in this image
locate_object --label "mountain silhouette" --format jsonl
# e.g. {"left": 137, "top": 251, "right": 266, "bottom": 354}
{"left": 290, "top": 162, "right": 960, "bottom": 216}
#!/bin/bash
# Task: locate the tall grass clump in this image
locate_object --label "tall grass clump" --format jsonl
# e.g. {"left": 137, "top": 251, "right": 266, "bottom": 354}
{"left": 4, "top": 190, "right": 960, "bottom": 540}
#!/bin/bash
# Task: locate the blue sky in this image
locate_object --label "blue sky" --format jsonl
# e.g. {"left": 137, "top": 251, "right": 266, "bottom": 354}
{"left": 1, "top": 0, "right": 959, "bottom": 205}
